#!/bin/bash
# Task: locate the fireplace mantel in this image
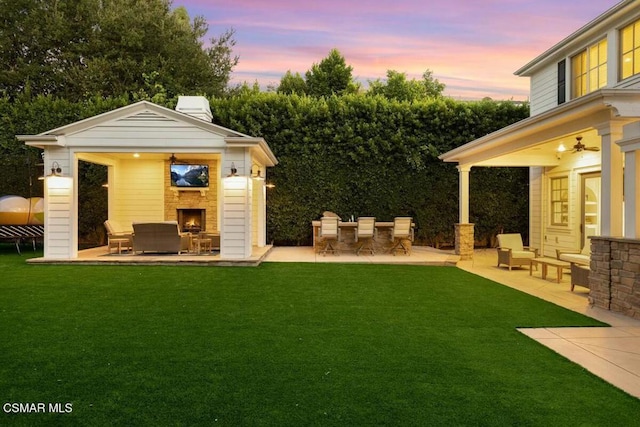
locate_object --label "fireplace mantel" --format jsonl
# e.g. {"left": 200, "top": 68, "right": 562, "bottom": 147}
{"left": 170, "top": 187, "right": 209, "bottom": 197}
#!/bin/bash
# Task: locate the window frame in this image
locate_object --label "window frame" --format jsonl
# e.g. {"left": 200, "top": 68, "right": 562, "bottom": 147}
{"left": 550, "top": 176, "right": 569, "bottom": 226}
{"left": 620, "top": 18, "right": 640, "bottom": 81}
{"left": 571, "top": 38, "right": 607, "bottom": 99}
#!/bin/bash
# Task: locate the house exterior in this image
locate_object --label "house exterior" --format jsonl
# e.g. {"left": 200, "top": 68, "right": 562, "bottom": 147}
{"left": 440, "top": 0, "right": 640, "bottom": 319}
{"left": 17, "top": 96, "right": 277, "bottom": 261}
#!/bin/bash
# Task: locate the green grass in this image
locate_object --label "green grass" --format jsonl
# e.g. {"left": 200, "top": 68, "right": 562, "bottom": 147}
{"left": 1, "top": 246, "right": 639, "bottom": 426}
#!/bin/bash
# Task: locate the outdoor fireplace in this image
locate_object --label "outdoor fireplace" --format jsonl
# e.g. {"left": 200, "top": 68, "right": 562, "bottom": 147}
{"left": 177, "top": 209, "right": 205, "bottom": 233}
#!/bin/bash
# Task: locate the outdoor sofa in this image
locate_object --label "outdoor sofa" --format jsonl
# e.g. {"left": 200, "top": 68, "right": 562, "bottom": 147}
{"left": 132, "top": 221, "right": 190, "bottom": 254}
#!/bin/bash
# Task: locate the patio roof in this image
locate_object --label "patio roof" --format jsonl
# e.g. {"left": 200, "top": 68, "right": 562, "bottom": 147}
{"left": 439, "top": 89, "right": 640, "bottom": 168}
{"left": 16, "top": 100, "right": 278, "bottom": 167}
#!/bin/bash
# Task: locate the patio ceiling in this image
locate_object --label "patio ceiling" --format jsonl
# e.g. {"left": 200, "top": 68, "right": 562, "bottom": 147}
{"left": 440, "top": 89, "right": 640, "bottom": 169}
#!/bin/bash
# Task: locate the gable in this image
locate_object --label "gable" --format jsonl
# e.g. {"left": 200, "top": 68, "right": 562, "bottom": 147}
{"left": 65, "top": 108, "right": 228, "bottom": 150}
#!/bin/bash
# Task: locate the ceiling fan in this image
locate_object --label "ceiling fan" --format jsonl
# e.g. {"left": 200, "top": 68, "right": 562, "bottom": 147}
{"left": 572, "top": 136, "right": 600, "bottom": 153}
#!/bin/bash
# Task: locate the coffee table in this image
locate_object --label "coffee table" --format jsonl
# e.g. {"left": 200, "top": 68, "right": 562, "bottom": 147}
{"left": 530, "top": 257, "right": 571, "bottom": 283}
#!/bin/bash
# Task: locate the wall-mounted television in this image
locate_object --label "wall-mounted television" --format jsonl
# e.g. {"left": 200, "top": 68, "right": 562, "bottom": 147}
{"left": 170, "top": 164, "right": 209, "bottom": 188}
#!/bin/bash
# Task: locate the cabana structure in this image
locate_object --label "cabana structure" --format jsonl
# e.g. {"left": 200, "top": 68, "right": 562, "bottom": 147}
{"left": 17, "top": 96, "right": 277, "bottom": 261}
{"left": 440, "top": 0, "right": 640, "bottom": 319}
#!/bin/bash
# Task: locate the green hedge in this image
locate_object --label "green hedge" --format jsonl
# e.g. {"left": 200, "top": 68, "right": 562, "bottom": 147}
{"left": 210, "top": 93, "right": 530, "bottom": 246}
{"left": 0, "top": 94, "right": 529, "bottom": 247}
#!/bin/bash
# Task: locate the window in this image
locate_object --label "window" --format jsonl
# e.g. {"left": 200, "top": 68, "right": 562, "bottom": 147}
{"left": 620, "top": 18, "right": 640, "bottom": 80}
{"left": 571, "top": 39, "right": 607, "bottom": 98}
{"left": 550, "top": 177, "right": 569, "bottom": 226}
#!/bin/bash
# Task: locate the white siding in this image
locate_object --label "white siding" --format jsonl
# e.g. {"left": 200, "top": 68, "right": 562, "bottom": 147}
{"left": 221, "top": 177, "right": 251, "bottom": 258}
{"left": 529, "top": 63, "right": 558, "bottom": 116}
{"left": 66, "top": 111, "right": 227, "bottom": 149}
{"left": 43, "top": 148, "right": 75, "bottom": 259}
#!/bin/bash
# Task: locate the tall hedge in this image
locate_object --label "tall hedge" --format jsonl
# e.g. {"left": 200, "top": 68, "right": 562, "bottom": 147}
{"left": 210, "top": 93, "right": 530, "bottom": 246}
{"left": 0, "top": 93, "right": 529, "bottom": 247}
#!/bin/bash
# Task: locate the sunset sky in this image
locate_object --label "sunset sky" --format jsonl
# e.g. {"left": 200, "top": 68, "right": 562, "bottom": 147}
{"left": 175, "top": 0, "right": 621, "bottom": 100}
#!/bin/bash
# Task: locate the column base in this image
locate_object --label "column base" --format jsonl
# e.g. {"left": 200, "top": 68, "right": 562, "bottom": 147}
{"left": 455, "top": 223, "right": 474, "bottom": 261}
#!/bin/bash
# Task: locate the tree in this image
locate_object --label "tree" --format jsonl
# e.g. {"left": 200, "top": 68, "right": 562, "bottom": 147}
{"left": 305, "top": 49, "right": 359, "bottom": 97}
{"left": 277, "top": 70, "right": 307, "bottom": 95}
{"left": 421, "top": 70, "right": 446, "bottom": 98}
{"left": 367, "top": 69, "right": 445, "bottom": 101}
{"left": 0, "top": 0, "right": 238, "bottom": 100}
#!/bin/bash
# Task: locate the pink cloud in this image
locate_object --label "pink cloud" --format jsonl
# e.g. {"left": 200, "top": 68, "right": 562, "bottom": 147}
{"left": 175, "top": 0, "right": 621, "bottom": 100}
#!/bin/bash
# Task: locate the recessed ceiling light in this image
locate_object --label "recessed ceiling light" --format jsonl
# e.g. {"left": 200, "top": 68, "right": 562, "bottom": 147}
{"left": 133, "top": 153, "right": 140, "bottom": 158}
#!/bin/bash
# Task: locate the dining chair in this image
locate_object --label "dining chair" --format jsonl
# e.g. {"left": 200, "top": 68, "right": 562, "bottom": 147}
{"left": 319, "top": 216, "right": 340, "bottom": 256}
{"left": 356, "top": 217, "right": 376, "bottom": 255}
{"left": 390, "top": 217, "right": 413, "bottom": 255}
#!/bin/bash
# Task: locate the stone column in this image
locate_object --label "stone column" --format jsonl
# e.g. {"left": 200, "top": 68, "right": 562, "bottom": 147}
{"left": 455, "top": 223, "right": 474, "bottom": 260}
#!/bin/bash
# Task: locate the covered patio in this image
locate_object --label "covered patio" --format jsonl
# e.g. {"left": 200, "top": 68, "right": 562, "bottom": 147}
{"left": 18, "top": 96, "right": 277, "bottom": 262}
{"left": 439, "top": 89, "right": 640, "bottom": 320}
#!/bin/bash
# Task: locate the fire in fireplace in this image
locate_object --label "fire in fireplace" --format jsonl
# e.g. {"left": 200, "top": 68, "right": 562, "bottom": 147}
{"left": 177, "top": 209, "right": 205, "bottom": 232}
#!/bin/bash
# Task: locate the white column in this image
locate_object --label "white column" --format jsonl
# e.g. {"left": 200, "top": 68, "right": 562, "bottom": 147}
{"left": 598, "top": 125, "right": 624, "bottom": 237}
{"left": 458, "top": 165, "right": 471, "bottom": 223}
{"left": 624, "top": 150, "right": 640, "bottom": 238}
{"left": 617, "top": 121, "right": 640, "bottom": 239}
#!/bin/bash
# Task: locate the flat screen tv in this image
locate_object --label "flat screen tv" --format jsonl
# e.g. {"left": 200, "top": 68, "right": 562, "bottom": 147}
{"left": 170, "top": 164, "right": 209, "bottom": 188}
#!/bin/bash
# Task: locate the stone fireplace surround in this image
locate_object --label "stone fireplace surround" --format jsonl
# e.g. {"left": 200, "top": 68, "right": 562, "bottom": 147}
{"left": 164, "top": 160, "right": 218, "bottom": 233}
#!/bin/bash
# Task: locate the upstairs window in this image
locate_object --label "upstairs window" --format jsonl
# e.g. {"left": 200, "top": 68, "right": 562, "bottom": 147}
{"left": 621, "top": 18, "right": 640, "bottom": 80}
{"left": 571, "top": 39, "right": 607, "bottom": 99}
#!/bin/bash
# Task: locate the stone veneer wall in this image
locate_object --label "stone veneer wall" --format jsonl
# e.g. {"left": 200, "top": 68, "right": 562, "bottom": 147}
{"left": 455, "top": 223, "right": 474, "bottom": 261}
{"left": 164, "top": 160, "right": 218, "bottom": 232}
{"left": 590, "top": 236, "right": 640, "bottom": 320}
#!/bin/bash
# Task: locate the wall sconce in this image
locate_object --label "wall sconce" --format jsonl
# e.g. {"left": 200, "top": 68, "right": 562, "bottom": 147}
{"left": 251, "top": 164, "right": 264, "bottom": 180}
{"left": 38, "top": 161, "right": 63, "bottom": 180}
{"left": 227, "top": 162, "right": 238, "bottom": 177}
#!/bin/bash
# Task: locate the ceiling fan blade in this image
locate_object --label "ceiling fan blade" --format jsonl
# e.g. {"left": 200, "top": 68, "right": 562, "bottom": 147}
{"left": 585, "top": 147, "right": 600, "bottom": 152}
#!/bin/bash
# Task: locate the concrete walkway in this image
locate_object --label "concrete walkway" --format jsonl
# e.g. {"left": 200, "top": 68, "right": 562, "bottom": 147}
{"left": 264, "top": 246, "right": 640, "bottom": 399}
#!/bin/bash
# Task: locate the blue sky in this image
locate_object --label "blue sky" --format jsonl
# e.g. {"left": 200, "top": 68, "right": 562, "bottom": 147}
{"left": 175, "top": 0, "right": 621, "bottom": 100}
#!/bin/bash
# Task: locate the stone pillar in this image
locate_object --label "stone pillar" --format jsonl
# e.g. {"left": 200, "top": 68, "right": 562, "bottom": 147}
{"left": 589, "top": 237, "right": 611, "bottom": 310}
{"left": 455, "top": 223, "right": 474, "bottom": 261}
{"left": 590, "top": 236, "right": 640, "bottom": 319}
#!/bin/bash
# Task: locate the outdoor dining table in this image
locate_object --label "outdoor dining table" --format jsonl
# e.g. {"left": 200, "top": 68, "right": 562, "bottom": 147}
{"left": 311, "top": 220, "right": 413, "bottom": 253}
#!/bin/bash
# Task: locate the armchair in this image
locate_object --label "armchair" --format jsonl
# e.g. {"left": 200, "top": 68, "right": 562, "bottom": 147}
{"left": 496, "top": 233, "right": 538, "bottom": 270}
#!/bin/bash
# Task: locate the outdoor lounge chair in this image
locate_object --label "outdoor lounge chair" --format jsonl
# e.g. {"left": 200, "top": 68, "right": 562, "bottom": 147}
{"left": 356, "top": 217, "right": 376, "bottom": 255}
{"left": 496, "top": 233, "right": 538, "bottom": 270}
{"left": 104, "top": 219, "right": 133, "bottom": 254}
{"left": 556, "top": 239, "right": 591, "bottom": 266}
{"left": 390, "top": 217, "right": 413, "bottom": 255}
{"left": 318, "top": 216, "right": 339, "bottom": 256}
{"left": 132, "top": 221, "right": 190, "bottom": 254}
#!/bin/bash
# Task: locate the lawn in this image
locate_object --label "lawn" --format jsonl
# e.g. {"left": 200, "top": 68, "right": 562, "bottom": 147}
{"left": 1, "top": 247, "right": 639, "bottom": 426}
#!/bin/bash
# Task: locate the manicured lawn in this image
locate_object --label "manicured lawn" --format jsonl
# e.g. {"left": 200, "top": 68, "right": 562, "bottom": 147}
{"left": 1, "top": 248, "right": 639, "bottom": 426}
